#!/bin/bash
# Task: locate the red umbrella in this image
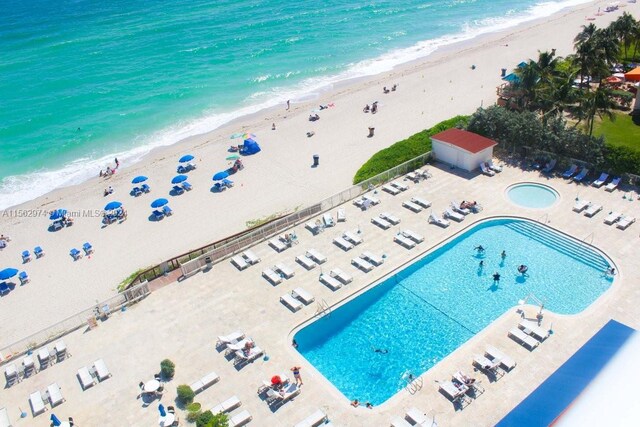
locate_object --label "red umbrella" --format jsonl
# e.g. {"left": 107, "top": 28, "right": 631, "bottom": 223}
{"left": 271, "top": 375, "right": 282, "bottom": 385}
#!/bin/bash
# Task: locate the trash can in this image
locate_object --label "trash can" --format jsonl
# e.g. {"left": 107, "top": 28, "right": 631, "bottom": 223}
{"left": 313, "top": 155, "right": 319, "bottom": 167}
{"left": 205, "top": 256, "right": 212, "bottom": 266}
{"left": 501, "top": 68, "right": 507, "bottom": 77}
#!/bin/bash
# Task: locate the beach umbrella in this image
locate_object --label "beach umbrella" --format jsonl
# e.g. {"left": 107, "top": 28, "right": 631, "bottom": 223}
{"left": 179, "top": 154, "right": 194, "bottom": 163}
{"left": 104, "top": 201, "right": 122, "bottom": 211}
{"left": 49, "top": 209, "right": 67, "bottom": 221}
{"left": 159, "top": 403, "right": 166, "bottom": 417}
{"left": 50, "top": 414, "right": 62, "bottom": 426}
{"left": 226, "top": 154, "right": 240, "bottom": 160}
{"left": 212, "top": 171, "right": 229, "bottom": 181}
{"left": 171, "top": 175, "right": 188, "bottom": 184}
{"left": 0, "top": 268, "right": 18, "bottom": 281}
{"left": 132, "top": 176, "right": 148, "bottom": 184}
{"left": 151, "top": 198, "right": 168, "bottom": 208}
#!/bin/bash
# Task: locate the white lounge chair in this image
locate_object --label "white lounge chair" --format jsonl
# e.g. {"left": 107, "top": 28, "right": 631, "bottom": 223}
{"left": 363, "top": 194, "right": 380, "bottom": 205}
{"left": 4, "top": 363, "right": 18, "bottom": 387}
{"left": 391, "top": 181, "right": 409, "bottom": 191}
{"left": 269, "top": 238, "right": 287, "bottom": 253}
{"left": 402, "top": 200, "right": 422, "bottom": 212}
{"left": 406, "top": 407, "right": 436, "bottom": 426}
{"left": 362, "top": 251, "right": 384, "bottom": 266}
{"left": 439, "top": 380, "right": 468, "bottom": 402}
{"left": 306, "top": 249, "right": 326, "bottom": 264}
{"left": 55, "top": 341, "right": 67, "bottom": 360}
{"left": 231, "top": 255, "right": 249, "bottom": 271}
{"left": 94, "top": 359, "right": 111, "bottom": 381}
{"left": 485, "top": 345, "right": 516, "bottom": 371}
{"left": 444, "top": 208, "right": 464, "bottom": 222}
{"left": 429, "top": 213, "right": 450, "bottom": 227}
{"left": 488, "top": 159, "right": 502, "bottom": 172}
{"left": 380, "top": 212, "right": 400, "bottom": 225}
{"left": 305, "top": 221, "right": 322, "bottom": 235}
{"left": 337, "top": 209, "right": 346, "bottom": 222}
{"left": 605, "top": 177, "right": 621, "bottom": 192}
{"left": 390, "top": 417, "right": 413, "bottom": 427}
{"left": 296, "top": 255, "right": 317, "bottom": 270}
{"left": 402, "top": 229, "right": 424, "bottom": 243}
{"left": 451, "top": 201, "right": 471, "bottom": 215}
{"left": 405, "top": 171, "right": 420, "bottom": 182}
{"left": 229, "top": 409, "right": 252, "bottom": 427}
{"left": 508, "top": 327, "right": 539, "bottom": 349}
{"left": 371, "top": 216, "right": 391, "bottom": 229}
{"left": 330, "top": 268, "right": 353, "bottom": 284}
{"left": 584, "top": 203, "right": 603, "bottom": 217}
{"left": 38, "top": 347, "right": 51, "bottom": 369}
{"left": 242, "top": 250, "right": 260, "bottom": 265}
{"left": 382, "top": 184, "right": 400, "bottom": 195}
{"left": 77, "top": 366, "right": 96, "bottom": 390}
{"left": 47, "top": 382, "right": 64, "bottom": 407}
{"left": 343, "top": 231, "right": 363, "bottom": 245}
{"left": 294, "top": 409, "right": 327, "bottom": 427}
{"left": 480, "top": 162, "right": 495, "bottom": 176}
{"left": 519, "top": 319, "right": 550, "bottom": 341}
{"left": 226, "top": 338, "right": 253, "bottom": 353}
{"left": 191, "top": 371, "right": 220, "bottom": 394}
{"left": 234, "top": 346, "right": 264, "bottom": 364}
{"left": 592, "top": 172, "right": 609, "bottom": 187}
{"left": 275, "top": 263, "right": 295, "bottom": 279}
{"left": 473, "top": 354, "right": 502, "bottom": 375}
{"left": 573, "top": 199, "right": 590, "bottom": 212}
{"left": 352, "top": 257, "right": 374, "bottom": 272}
{"left": 323, "top": 213, "right": 335, "bottom": 227}
{"left": 267, "top": 383, "right": 301, "bottom": 406}
{"left": 319, "top": 274, "right": 342, "bottom": 291}
{"left": 333, "top": 236, "right": 354, "bottom": 251}
{"left": 262, "top": 268, "right": 282, "bottom": 285}
{"left": 216, "top": 331, "right": 245, "bottom": 347}
{"left": 0, "top": 407, "right": 10, "bottom": 427}
{"left": 281, "top": 294, "right": 304, "bottom": 312}
{"left": 562, "top": 164, "right": 578, "bottom": 178}
{"left": 29, "top": 391, "right": 46, "bottom": 415}
{"left": 292, "top": 287, "right": 314, "bottom": 304}
{"left": 211, "top": 395, "right": 242, "bottom": 415}
{"left": 394, "top": 234, "right": 415, "bottom": 249}
{"left": 617, "top": 215, "right": 636, "bottom": 230}
{"left": 604, "top": 211, "right": 622, "bottom": 225}
{"left": 411, "top": 197, "right": 431, "bottom": 208}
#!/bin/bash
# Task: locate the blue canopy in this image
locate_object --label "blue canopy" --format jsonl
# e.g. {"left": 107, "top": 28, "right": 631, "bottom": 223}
{"left": 151, "top": 198, "right": 168, "bottom": 208}
{"left": 104, "top": 201, "right": 122, "bottom": 211}
{"left": 179, "top": 154, "right": 194, "bottom": 163}
{"left": 132, "top": 176, "right": 148, "bottom": 184}
{"left": 213, "top": 171, "right": 229, "bottom": 181}
{"left": 171, "top": 175, "right": 188, "bottom": 184}
{"left": 49, "top": 209, "right": 67, "bottom": 221}
{"left": 502, "top": 73, "right": 520, "bottom": 83}
{"left": 159, "top": 403, "right": 166, "bottom": 417}
{"left": 50, "top": 414, "right": 61, "bottom": 426}
{"left": 0, "top": 268, "right": 19, "bottom": 280}
{"left": 240, "top": 138, "right": 261, "bottom": 155}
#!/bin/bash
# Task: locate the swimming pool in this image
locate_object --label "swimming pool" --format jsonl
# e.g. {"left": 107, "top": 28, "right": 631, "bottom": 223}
{"left": 507, "top": 183, "right": 559, "bottom": 209}
{"left": 294, "top": 218, "right": 612, "bottom": 405}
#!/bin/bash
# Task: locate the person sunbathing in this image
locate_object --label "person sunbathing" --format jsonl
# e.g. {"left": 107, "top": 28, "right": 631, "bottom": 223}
{"left": 363, "top": 104, "right": 370, "bottom": 113}
{"left": 459, "top": 372, "right": 476, "bottom": 385}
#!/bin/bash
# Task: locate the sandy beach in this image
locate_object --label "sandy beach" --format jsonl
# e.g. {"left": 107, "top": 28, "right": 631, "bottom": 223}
{"left": 0, "top": 0, "right": 637, "bottom": 349}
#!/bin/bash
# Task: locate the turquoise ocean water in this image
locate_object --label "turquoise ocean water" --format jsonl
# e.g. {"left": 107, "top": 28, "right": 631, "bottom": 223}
{"left": 0, "top": 0, "right": 590, "bottom": 209}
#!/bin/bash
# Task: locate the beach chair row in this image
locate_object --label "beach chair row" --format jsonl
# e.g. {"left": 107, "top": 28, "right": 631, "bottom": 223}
{"left": 572, "top": 201, "right": 635, "bottom": 228}
{"left": 391, "top": 407, "right": 436, "bottom": 427}
{"left": 261, "top": 249, "right": 326, "bottom": 285}
{"left": 77, "top": 358, "right": 112, "bottom": 390}
{"left": 4, "top": 341, "right": 69, "bottom": 387}
{"left": 230, "top": 250, "right": 261, "bottom": 271}
{"left": 217, "top": 334, "right": 264, "bottom": 367}
{"left": 508, "top": 319, "right": 550, "bottom": 350}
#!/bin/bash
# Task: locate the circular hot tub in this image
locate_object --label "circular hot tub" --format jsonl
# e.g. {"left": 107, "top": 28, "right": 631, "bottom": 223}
{"left": 507, "top": 182, "right": 559, "bottom": 209}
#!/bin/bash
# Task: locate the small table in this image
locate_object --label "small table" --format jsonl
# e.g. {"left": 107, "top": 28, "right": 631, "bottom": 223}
{"left": 159, "top": 413, "right": 175, "bottom": 426}
{"left": 144, "top": 379, "right": 160, "bottom": 392}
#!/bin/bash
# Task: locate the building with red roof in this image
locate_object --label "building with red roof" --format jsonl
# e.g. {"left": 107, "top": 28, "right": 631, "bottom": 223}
{"left": 430, "top": 128, "right": 498, "bottom": 172}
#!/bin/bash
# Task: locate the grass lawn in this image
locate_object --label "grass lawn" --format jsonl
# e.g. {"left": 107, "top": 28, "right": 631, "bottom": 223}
{"left": 593, "top": 112, "right": 640, "bottom": 152}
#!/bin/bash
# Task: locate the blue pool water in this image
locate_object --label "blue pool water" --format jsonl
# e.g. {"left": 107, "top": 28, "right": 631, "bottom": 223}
{"left": 507, "top": 183, "right": 559, "bottom": 209}
{"left": 294, "top": 218, "right": 612, "bottom": 405}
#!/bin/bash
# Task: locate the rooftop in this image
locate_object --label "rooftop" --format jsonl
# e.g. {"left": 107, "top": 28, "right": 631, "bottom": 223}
{"left": 431, "top": 128, "right": 498, "bottom": 154}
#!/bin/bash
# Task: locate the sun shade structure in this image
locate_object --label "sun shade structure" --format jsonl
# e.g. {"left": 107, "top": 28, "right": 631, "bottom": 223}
{"left": 179, "top": 154, "right": 194, "bottom": 163}
{"left": 430, "top": 128, "right": 498, "bottom": 172}
{"left": 104, "top": 201, "right": 122, "bottom": 211}
{"left": 624, "top": 67, "right": 640, "bottom": 82}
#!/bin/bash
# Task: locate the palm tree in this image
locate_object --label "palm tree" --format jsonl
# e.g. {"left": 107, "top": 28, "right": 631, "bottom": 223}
{"left": 583, "top": 86, "right": 617, "bottom": 136}
{"left": 612, "top": 12, "right": 637, "bottom": 59}
{"left": 513, "top": 60, "right": 540, "bottom": 110}
{"left": 574, "top": 24, "right": 599, "bottom": 86}
{"left": 539, "top": 68, "right": 578, "bottom": 122}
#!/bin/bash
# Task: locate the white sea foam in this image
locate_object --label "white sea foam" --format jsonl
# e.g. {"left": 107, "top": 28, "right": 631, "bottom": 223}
{"left": 0, "top": 0, "right": 594, "bottom": 211}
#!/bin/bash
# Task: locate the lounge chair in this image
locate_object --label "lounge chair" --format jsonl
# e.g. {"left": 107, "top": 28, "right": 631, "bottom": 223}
{"left": 382, "top": 184, "right": 400, "bottom": 195}
{"left": 485, "top": 345, "right": 516, "bottom": 371}
{"left": 429, "top": 213, "right": 450, "bottom": 228}
{"left": 242, "top": 250, "right": 260, "bottom": 265}
{"left": 390, "top": 417, "right": 413, "bottom": 427}
{"left": 337, "top": 208, "right": 346, "bottom": 222}
{"left": 451, "top": 201, "right": 471, "bottom": 215}
{"left": 605, "top": 177, "right": 621, "bottom": 192}
{"left": 70, "top": 248, "right": 82, "bottom": 260}
{"left": 141, "top": 183, "right": 151, "bottom": 193}
{"left": 21, "top": 250, "right": 31, "bottom": 263}
{"left": 268, "top": 238, "right": 287, "bottom": 253}
{"left": 444, "top": 208, "right": 464, "bottom": 222}
{"left": 296, "top": 255, "right": 317, "bottom": 270}
{"left": 267, "top": 383, "right": 301, "bottom": 407}
{"left": 363, "top": 194, "right": 380, "bottom": 205}
{"left": 162, "top": 205, "right": 173, "bottom": 216}
{"left": 0, "top": 283, "right": 10, "bottom": 296}
{"left": 473, "top": 354, "right": 503, "bottom": 376}
{"left": 380, "top": 212, "right": 400, "bottom": 225}
{"left": 172, "top": 185, "right": 184, "bottom": 195}
{"left": 344, "top": 231, "right": 363, "bottom": 245}
{"left": 333, "top": 236, "right": 354, "bottom": 251}
{"left": 47, "top": 382, "right": 65, "bottom": 407}
{"left": 216, "top": 331, "right": 245, "bottom": 347}
{"left": 573, "top": 168, "right": 589, "bottom": 182}
{"left": 508, "top": 327, "right": 539, "bottom": 349}
{"left": 402, "top": 200, "right": 422, "bottom": 212}
{"left": 262, "top": 268, "right": 282, "bottom": 285}
{"left": 292, "top": 287, "right": 314, "bottom": 305}
{"left": 438, "top": 380, "right": 468, "bottom": 402}
{"left": 229, "top": 409, "right": 252, "bottom": 427}
{"left": 34, "top": 246, "right": 44, "bottom": 258}
{"left": 371, "top": 216, "right": 391, "bottom": 229}
{"left": 94, "top": 359, "right": 111, "bottom": 381}
{"left": 182, "top": 181, "right": 192, "bottom": 191}
{"left": 604, "top": 211, "right": 622, "bottom": 225}
{"left": 130, "top": 186, "right": 141, "bottom": 196}
{"left": 274, "top": 263, "right": 294, "bottom": 279}
{"left": 320, "top": 273, "right": 342, "bottom": 290}
{"left": 592, "top": 172, "right": 609, "bottom": 187}
{"left": 211, "top": 395, "right": 242, "bottom": 415}
{"left": 330, "top": 268, "right": 353, "bottom": 284}
{"left": 487, "top": 159, "right": 502, "bottom": 172}
{"left": 226, "top": 338, "right": 253, "bottom": 354}
{"left": 519, "top": 319, "right": 550, "bottom": 341}
{"left": 29, "top": 391, "right": 46, "bottom": 415}
{"left": 411, "top": 197, "right": 431, "bottom": 208}
{"left": 19, "top": 271, "right": 29, "bottom": 285}
{"left": 305, "top": 221, "right": 322, "bottom": 235}
{"left": 352, "top": 257, "right": 374, "bottom": 272}
{"left": 0, "top": 407, "right": 11, "bottom": 427}
{"left": 616, "top": 215, "right": 636, "bottom": 230}
{"left": 22, "top": 355, "right": 36, "bottom": 377}
{"left": 402, "top": 229, "right": 424, "bottom": 243}
{"left": 231, "top": 255, "right": 249, "bottom": 271}
{"left": 406, "top": 408, "right": 435, "bottom": 426}
{"left": 294, "top": 409, "right": 327, "bottom": 427}
{"left": 281, "top": 293, "right": 304, "bottom": 312}
{"left": 37, "top": 348, "right": 50, "bottom": 369}
{"left": 152, "top": 209, "right": 164, "bottom": 221}
{"left": 584, "top": 203, "right": 603, "bottom": 217}
{"left": 362, "top": 251, "right": 384, "bottom": 266}
{"left": 562, "top": 164, "right": 578, "bottom": 178}
{"left": 542, "top": 159, "right": 557, "bottom": 173}
{"left": 394, "top": 233, "right": 416, "bottom": 249}
{"left": 55, "top": 341, "right": 67, "bottom": 360}
{"left": 573, "top": 199, "right": 590, "bottom": 212}
{"left": 306, "top": 249, "right": 326, "bottom": 264}
{"left": 391, "top": 181, "right": 409, "bottom": 191}
{"left": 480, "top": 162, "right": 495, "bottom": 176}
{"left": 322, "top": 213, "right": 335, "bottom": 227}
{"left": 77, "top": 366, "right": 96, "bottom": 390}
{"left": 82, "top": 242, "right": 93, "bottom": 255}
{"left": 234, "top": 346, "right": 264, "bottom": 364}
{"left": 4, "top": 363, "right": 18, "bottom": 387}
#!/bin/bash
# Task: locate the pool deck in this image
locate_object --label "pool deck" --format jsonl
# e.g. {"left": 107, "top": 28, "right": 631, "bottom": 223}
{"left": 2, "top": 162, "right": 640, "bottom": 426}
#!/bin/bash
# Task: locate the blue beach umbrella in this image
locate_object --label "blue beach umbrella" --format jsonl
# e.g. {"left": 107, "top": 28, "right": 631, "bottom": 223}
{"left": 159, "top": 403, "right": 166, "bottom": 417}
{"left": 171, "top": 175, "right": 188, "bottom": 184}
{"left": 151, "top": 198, "right": 168, "bottom": 209}
{"left": 49, "top": 209, "right": 67, "bottom": 221}
{"left": 50, "top": 414, "right": 62, "bottom": 426}
{"left": 179, "top": 154, "right": 194, "bottom": 163}
{"left": 0, "top": 268, "right": 19, "bottom": 281}
{"left": 104, "top": 201, "right": 122, "bottom": 211}
{"left": 212, "top": 171, "right": 229, "bottom": 181}
{"left": 132, "top": 176, "right": 148, "bottom": 184}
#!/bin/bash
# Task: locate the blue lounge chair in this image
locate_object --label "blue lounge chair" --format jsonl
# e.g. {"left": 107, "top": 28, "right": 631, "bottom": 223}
{"left": 152, "top": 210, "right": 164, "bottom": 221}
{"left": 562, "top": 164, "right": 578, "bottom": 178}
{"left": 162, "top": 205, "right": 173, "bottom": 216}
{"left": 19, "top": 271, "right": 29, "bottom": 285}
{"left": 182, "top": 181, "right": 192, "bottom": 191}
{"left": 177, "top": 165, "right": 188, "bottom": 174}
{"left": 70, "top": 248, "right": 82, "bottom": 260}
{"left": 573, "top": 168, "right": 589, "bottom": 182}
{"left": 172, "top": 185, "right": 184, "bottom": 195}
{"left": 141, "top": 183, "right": 151, "bottom": 193}
{"left": 132, "top": 187, "right": 142, "bottom": 197}
{"left": 34, "top": 246, "right": 44, "bottom": 258}
{"left": 0, "top": 282, "right": 9, "bottom": 295}
{"left": 83, "top": 242, "right": 93, "bottom": 255}
{"left": 21, "top": 250, "right": 31, "bottom": 263}
{"left": 222, "top": 178, "right": 234, "bottom": 188}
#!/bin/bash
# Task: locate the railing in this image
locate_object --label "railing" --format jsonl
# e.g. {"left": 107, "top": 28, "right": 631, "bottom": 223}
{"left": 582, "top": 232, "right": 595, "bottom": 246}
{"left": 0, "top": 281, "right": 150, "bottom": 365}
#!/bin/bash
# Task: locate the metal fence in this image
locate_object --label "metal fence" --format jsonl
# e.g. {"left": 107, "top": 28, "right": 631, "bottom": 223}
{"left": 0, "top": 281, "right": 150, "bottom": 365}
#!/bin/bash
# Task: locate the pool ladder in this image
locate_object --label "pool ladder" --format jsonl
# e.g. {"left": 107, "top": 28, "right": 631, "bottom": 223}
{"left": 401, "top": 370, "right": 423, "bottom": 395}
{"left": 315, "top": 299, "right": 331, "bottom": 318}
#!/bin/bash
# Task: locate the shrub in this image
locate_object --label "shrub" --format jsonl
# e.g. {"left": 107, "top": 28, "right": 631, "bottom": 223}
{"left": 202, "top": 411, "right": 229, "bottom": 427}
{"left": 160, "top": 359, "right": 175, "bottom": 379}
{"left": 176, "top": 384, "right": 195, "bottom": 405}
{"left": 196, "top": 411, "right": 214, "bottom": 427}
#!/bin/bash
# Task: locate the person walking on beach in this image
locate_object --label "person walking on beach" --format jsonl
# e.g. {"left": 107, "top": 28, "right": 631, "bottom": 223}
{"left": 286, "top": 100, "right": 290, "bottom": 110}
{"left": 291, "top": 366, "right": 303, "bottom": 386}
{"left": 114, "top": 158, "right": 119, "bottom": 168}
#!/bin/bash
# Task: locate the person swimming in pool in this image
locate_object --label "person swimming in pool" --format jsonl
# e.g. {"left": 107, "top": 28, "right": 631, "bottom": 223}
{"left": 374, "top": 348, "right": 388, "bottom": 354}
{"left": 518, "top": 265, "right": 529, "bottom": 275}
{"left": 493, "top": 272, "right": 501, "bottom": 283}
{"left": 475, "top": 245, "right": 485, "bottom": 253}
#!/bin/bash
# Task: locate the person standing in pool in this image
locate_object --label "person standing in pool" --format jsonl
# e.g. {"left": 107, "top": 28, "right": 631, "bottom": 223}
{"left": 493, "top": 272, "right": 500, "bottom": 284}
{"left": 501, "top": 250, "right": 507, "bottom": 260}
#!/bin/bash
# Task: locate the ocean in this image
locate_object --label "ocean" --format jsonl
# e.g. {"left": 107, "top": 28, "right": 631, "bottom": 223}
{"left": 0, "top": 0, "right": 591, "bottom": 209}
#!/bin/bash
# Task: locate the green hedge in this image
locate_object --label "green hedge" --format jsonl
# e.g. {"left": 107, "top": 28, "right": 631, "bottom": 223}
{"left": 604, "top": 145, "right": 640, "bottom": 176}
{"left": 353, "top": 115, "right": 469, "bottom": 184}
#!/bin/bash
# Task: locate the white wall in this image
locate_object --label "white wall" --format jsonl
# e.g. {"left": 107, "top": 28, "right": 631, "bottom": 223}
{"left": 432, "top": 140, "right": 495, "bottom": 172}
